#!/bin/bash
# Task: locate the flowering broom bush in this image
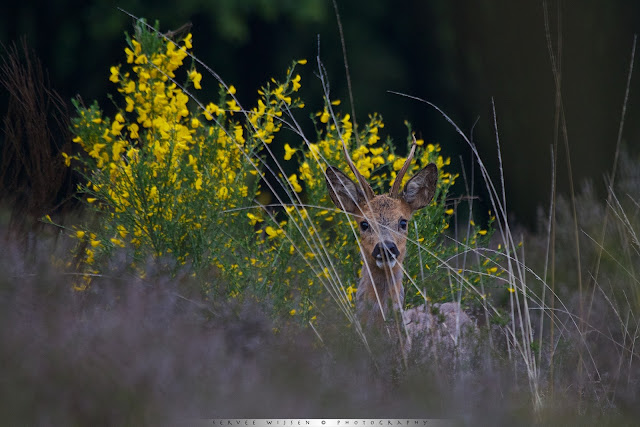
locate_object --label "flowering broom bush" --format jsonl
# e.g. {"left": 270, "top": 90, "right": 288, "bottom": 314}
{"left": 62, "top": 19, "right": 501, "bottom": 324}
{"left": 64, "top": 20, "right": 299, "bottom": 292}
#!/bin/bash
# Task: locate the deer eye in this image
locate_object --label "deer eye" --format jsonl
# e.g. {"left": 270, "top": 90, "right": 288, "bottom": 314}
{"left": 399, "top": 219, "right": 408, "bottom": 230}
{"left": 360, "top": 221, "right": 370, "bottom": 232}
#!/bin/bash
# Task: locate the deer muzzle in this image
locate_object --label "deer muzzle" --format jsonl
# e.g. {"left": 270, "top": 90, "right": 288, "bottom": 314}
{"left": 372, "top": 241, "right": 400, "bottom": 269}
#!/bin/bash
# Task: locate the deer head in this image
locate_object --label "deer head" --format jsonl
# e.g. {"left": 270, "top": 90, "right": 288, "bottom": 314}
{"left": 325, "top": 140, "right": 438, "bottom": 325}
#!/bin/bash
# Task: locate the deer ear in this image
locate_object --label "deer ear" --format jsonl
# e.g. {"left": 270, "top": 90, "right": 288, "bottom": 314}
{"left": 402, "top": 163, "right": 438, "bottom": 211}
{"left": 325, "top": 166, "right": 364, "bottom": 214}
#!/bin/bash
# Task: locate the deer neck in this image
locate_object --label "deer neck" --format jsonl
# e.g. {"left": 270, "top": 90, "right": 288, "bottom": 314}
{"left": 356, "top": 262, "right": 405, "bottom": 323}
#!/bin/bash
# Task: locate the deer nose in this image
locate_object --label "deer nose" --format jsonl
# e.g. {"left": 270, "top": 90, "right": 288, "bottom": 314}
{"left": 372, "top": 241, "right": 400, "bottom": 268}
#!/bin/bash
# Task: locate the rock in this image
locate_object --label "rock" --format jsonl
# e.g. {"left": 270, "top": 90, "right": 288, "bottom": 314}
{"left": 402, "top": 302, "right": 476, "bottom": 357}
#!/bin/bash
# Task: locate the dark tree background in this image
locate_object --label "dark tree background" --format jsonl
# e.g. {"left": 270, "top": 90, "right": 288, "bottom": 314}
{"left": 2, "top": 0, "right": 640, "bottom": 228}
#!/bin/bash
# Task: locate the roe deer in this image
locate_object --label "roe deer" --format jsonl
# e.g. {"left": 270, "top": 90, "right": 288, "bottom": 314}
{"left": 325, "top": 140, "right": 438, "bottom": 327}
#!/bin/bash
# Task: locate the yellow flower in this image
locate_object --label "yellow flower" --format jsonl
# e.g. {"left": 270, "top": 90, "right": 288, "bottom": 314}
{"left": 124, "top": 80, "right": 135, "bottom": 94}
{"left": 183, "top": 33, "right": 193, "bottom": 49}
{"left": 299, "top": 161, "right": 313, "bottom": 182}
{"left": 284, "top": 143, "right": 297, "bottom": 161}
{"left": 273, "top": 85, "right": 291, "bottom": 104}
{"left": 125, "top": 47, "right": 135, "bottom": 63}
{"left": 445, "top": 208, "right": 454, "bottom": 215}
{"left": 247, "top": 213, "right": 263, "bottom": 226}
{"left": 110, "top": 238, "right": 125, "bottom": 248}
{"left": 204, "top": 103, "right": 222, "bottom": 120}
{"left": 218, "top": 186, "right": 229, "bottom": 199}
{"left": 371, "top": 155, "right": 385, "bottom": 166}
{"left": 111, "top": 120, "right": 124, "bottom": 136}
{"left": 367, "top": 133, "right": 380, "bottom": 145}
{"left": 289, "top": 309, "right": 296, "bottom": 316}
{"left": 234, "top": 125, "right": 245, "bottom": 143}
{"left": 319, "top": 108, "right": 330, "bottom": 124}
{"left": 369, "top": 147, "right": 383, "bottom": 156}
{"left": 149, "top": 185, "right": 158, "bottom": 202}
{"left": 134, "top": 54, "right": 148, "bottom": 65}
{"left": 62, "top": 152, "right": 72, "bottom": 167}
{"left": 308, "top": 143, "right": 320, "bottom": 159}
{"left": 117, "top": 225, "right": 128, "bottom": 238}
{"left": 125, "top": 96, "right": 135, "bottom": 112}
{"left": 88, "top": 143, "right": 106, "bottom": 159}
{"left": 128, "top": 123, "right": 139, "bottom": 139}
{"left": 346, "top": 285, "right": 357, "bottom": 302}
{"left": 109, "top": 66, "right": 119, "bottom": 83}
{"left": 393, "top": 157, "right": 405, "bottom": 171}
{"left": 112, "top": 140, "right": 126, "bottom": 160}
{"left": 131, "top": 39, "right": 142, "bottom": 55}
{"left": 265, "top": 226, "right": 283, "bottom": 239}
{"left": 288, "top": 174, "right": 302, "bottom": 193}
{"left": 76, "top": 230, "right": 86, "bottom": 239}
{"left": 189, "top": 70, "right": 202, "bottom": 89}
{"left": 291, "top": 74, "right": 301, "bottom": 92}
{"left": 226, "top": 99, "right": 241, "bottom": 114}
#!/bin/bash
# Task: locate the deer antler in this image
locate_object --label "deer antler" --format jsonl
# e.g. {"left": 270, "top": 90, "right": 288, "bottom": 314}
{"left": 389, "top": 136, "right": 418, "bottom": 198}
{"left": 340, "top": 136, "right": 375, "bottom": 200}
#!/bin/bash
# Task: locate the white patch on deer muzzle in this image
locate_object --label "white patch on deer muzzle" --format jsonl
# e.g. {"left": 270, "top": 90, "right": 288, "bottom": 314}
{"left": 376, "top": 258, "right": 397, "bottom": 269}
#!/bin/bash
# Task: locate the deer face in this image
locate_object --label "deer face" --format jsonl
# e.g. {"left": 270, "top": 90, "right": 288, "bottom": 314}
{"left": 325, "top": 164, "right": 438, "bottom": 272}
